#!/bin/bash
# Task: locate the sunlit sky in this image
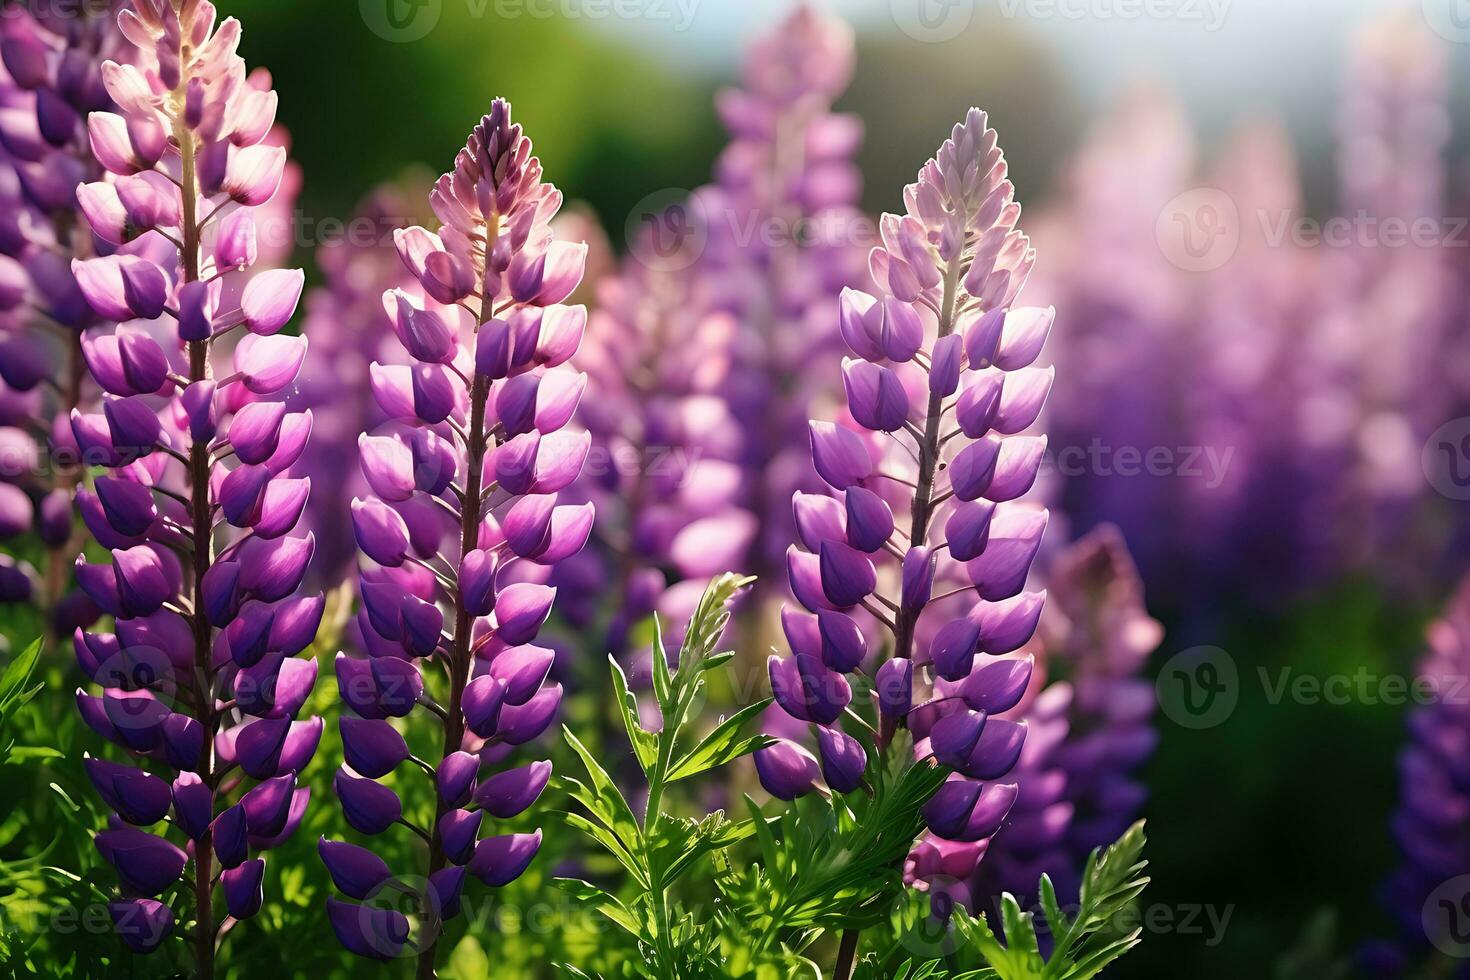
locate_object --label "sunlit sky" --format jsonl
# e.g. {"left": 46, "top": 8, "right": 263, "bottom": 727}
{"left": 593, "top": 0, "right": 1448, "bottom": 126}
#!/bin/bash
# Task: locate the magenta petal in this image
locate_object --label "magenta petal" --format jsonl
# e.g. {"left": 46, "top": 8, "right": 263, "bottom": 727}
{"left": 966, "top": 506, "right": 1047, "bottom": 600}
{"left": 224, "top": 143, "right": 286, "bottom": 206}
{"left": 994, "top": 307, "right": 1054, "bottom": 371}
{"left": 843, "top": 487, "right": 893, "bottom": 553}
{"left": 319, "top": 837, "right": 393, "bottom": 900}
{"left": 234, "top": 334, "right": 307, "bottom": 395}
{"left": 816, "top": 725, "right": 866, "bottom": 793}
{"left": 959, "top": 655, "right": 1035, "bottom": 715}
{"left": 793, "top": 493, "right": 846, "bottom": 551}
{"left": 351, "top": 499, "right": 410, "bottom": 568}
{"left": 818, "top": 541, "right": 875, "bottom": 608}
{"left": 109, "top": 899, "right": 175, "bottom": 953}
{"left": 474, "top": 760, "right": 552, "bottom": 819}
{"left": 975, "top": 590, "right": 1046, "bottom": 655}
{"left": 241, "top": 269, "right": 305, "bottom": 335}
{"left": 949, "top": 437, "right": 1001, "bottom": 502}
{"left": 493, "top": 582, "right": 555, "bottom": 646}
{"left": 215, "top": 208, "right": 259, "bottom": 270}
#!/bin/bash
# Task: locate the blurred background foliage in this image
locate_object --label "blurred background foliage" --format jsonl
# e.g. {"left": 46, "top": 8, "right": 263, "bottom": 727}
{"left": 1, "top": 0, "right": 1465, "bottom": 976}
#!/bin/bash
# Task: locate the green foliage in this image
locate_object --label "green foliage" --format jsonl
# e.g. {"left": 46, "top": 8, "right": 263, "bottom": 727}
{"left": 0, "top": 639, "right": 44, "bottom": 765}
{"left": 858, "top": 822, "right": 1151, "bottom": 980}
{"left": 719, "top": 732, "right": 947, "bottom": 960}
{"left": 556, "top": 573, "right": 774, "bottom": 979}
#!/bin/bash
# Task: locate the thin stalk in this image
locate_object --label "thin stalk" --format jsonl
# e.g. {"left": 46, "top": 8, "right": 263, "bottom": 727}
{"left": 177, "top": 101, "right": 215, "bottom": 980}
{"left": 841, "top": 240, "right": 966, "bottom": 978}
{"left": 415, "top": 216, "right": 500, "bottom": 980}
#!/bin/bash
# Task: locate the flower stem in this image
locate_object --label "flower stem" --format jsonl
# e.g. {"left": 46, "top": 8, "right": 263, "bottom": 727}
{"left": 416, "top": 215, "right": 501, "bottom": 980}
{"left": 178, "top": 106, "right": 216, "bottom": 980}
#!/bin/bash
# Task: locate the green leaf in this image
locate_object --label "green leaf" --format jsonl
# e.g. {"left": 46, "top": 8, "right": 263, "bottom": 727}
{"left": 442, "top": 936, "right": 490, "bottom": 979}
{"left": 607, "top": 656, "right": 658, "bottom": 772}
{"left": 560, "top": 727, "right": 642, "bottom": 847}
{"left": 666, "top": 699, "right": 775, "bottom": 783}
{"left": 554, "top": 878, "right": 643, "bottom": 938}
{"left": 559, "top": 812, "right": 647, "bottom": 889}
{"left": 0, "top": 638, "right": 42, "bottom": 715}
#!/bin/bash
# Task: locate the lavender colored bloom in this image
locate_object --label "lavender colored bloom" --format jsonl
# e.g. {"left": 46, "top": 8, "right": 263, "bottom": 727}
{"left": 761, "top": 108, "right": 1052, "bottom": 860}
{"left": 0, "top": 2, "right": 134, "bottom": 628}
{"left": 328, "top": 100, "right": 588, "bottom": 973}
{"left": 560, "top": 238, "right": 751, "bottom": 657}
{"left": 291, "top": 181, "right": 430, "bottom": 584}
{"left": 69, "top": 3, "right": 316, "bottom": 973}
{"left": 913, "top": 526, "right": 1161, "bottom": 912}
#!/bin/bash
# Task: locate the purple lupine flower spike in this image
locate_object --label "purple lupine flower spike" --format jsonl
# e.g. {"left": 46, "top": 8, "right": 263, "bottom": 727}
{"left": 292, "top": 182, "right": 430, "bottom": 585}
{"left": 1368, "top": 578, "right": 1470, "bottom": 968}
{"left": 912, "top": 525, "right": 1161, "bottom": 916}
{"left": 0, "top": 2, "right": 136, "bottom": 631}
{"left": 327, "top": 99, "right": 590, "bottom": 973}
{"left": 760, "top": 108, "right": 1052, "bottom": 867}
{"left": 69, "top": 4, "right": 315, "bottom": 975}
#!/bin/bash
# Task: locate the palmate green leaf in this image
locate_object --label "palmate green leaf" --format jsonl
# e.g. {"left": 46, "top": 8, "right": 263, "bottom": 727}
{"left": 666, "top": 699, "right": 775, "bottom": 783}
